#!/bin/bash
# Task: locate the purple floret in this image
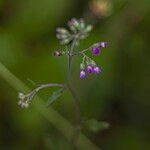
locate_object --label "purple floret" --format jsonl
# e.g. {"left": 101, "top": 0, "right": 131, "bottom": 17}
{"left": 99, "top": 42, "right": 108, "bottom": 48}
{"left": 92, "top": 47, "right": 100, "bottom": 56}
{"left": 80, "top": 70, "right": 86, "bottom": 79}
{"left": 87, "top": 65, "right": 93, "bottom": 74}
{"left": 93, "top": 67, "right": 101, "bottom": 74}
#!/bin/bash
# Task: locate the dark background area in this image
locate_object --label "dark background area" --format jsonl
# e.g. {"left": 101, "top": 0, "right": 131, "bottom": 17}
{"left": 0, "top": 0, "right": 150, "bottom": 149}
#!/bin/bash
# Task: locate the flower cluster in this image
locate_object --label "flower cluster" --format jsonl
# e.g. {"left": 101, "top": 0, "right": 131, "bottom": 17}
{"left": 79, "top": 42, "right": 108, "bottom": 79}
{"left": 80, "top": 58, "right": 101, "bottom": 79}
{"left": 56, "top": 18, "right": 93, "bottom": 45}
{"left": 18, "top": 18, "right": 108, "bottom": 109}
{"left": 18, "top": 93, "right": 29, "bottom": 108}
{"left": 55, "top": 18, "right": 108, "bottom": 79}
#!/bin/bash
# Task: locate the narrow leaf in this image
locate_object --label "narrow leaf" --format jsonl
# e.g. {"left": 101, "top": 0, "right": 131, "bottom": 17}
{"left": 46, "top": 88, "right": 64, "bottom": 107}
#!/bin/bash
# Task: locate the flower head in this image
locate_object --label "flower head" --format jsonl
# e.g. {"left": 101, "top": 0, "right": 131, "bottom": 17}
{"left": 87, "top": 65, "right": 93, "bottom": 74}
{"left": 92, "top": 47, "right": 100, "bottom": 56}
{"left": 18, "top": 92, "right": 29, "bottom": 109}
{"left": 80, "top": 70, "right": 86, "bottom": 79}
{"left": 93, "top": 66, "right": 101, "bottom": 74}
{"left": 99, "top": 42, "right": 108, "bottom": 48}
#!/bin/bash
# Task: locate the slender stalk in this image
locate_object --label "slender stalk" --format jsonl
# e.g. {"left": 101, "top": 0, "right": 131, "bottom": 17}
{"left": 67, "top": 38, "right": 82, "bottom": 147}
{"left": 28, "top": 83, "right": 64, "bottom": 95}
{"left": 26, "top": 83, "right": 65, "bottom": 103}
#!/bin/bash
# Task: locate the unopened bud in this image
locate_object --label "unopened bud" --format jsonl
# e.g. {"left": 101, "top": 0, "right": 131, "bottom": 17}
{"left": 71, "top": 18, "right": 79, "bottom": 28}
{"left": 56, "top": 28, "right": 69, "bottom": 34}
{"left": 68, "top": 21, "right": 77, "bottom": 33}
{"left": 60, "top": 39, "right": 70, "bottom": 45}
{"left": 53, "top": 51, "right": 62, "bottom": 57}
{"left": 80, "top": 63, "right": 85, "bottom": 70}
{"left": 24, "top": 103, "right": 29, "bottom": 109}
{"left": 79, "top": 18, "right": 85, "bottom": 29}
{"left": 99, "top": 42, "right": 108, "bottom": 48}
{"left": 18, "top": 93, "right": 25, "bottom": 100}
{"left": 85, "top": 25, "right": 93, "bottom": 32}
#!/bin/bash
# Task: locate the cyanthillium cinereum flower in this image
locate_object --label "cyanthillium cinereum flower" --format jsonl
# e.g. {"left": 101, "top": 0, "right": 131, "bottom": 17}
{"left": 93, "top": 66, "right": 101, "bottom": 74}
{"left": 17, "top": 17, "right": 109, "bottom": 149}
{"left": 99, "top": 42, "right": 108, "bottom": 48}
{"left": 87, "top": 65, "right": 93, "bottom": 74}
{"left": 92, "top": 47, "right": 101, "bottom": 56}
{"left": 18, "top": 18, "right": 108, "bottom": 109}
{"left": 80, "top": 70, "right": 86, "bottom": 79}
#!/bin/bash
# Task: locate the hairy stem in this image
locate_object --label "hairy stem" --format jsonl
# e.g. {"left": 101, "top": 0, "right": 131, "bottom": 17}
{"left": 26, "top": 83, "right": 65, "bottom": 103}
{"left": 67, "top": 38, "right": 82, "bottom": 147}
{"left": 29, "top": 83, "right": 64, "bottom": 94}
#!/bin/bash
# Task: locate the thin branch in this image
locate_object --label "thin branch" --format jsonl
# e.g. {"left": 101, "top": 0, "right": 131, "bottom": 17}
{"left": 67, "top": 38, "right": 82, "bottom": 148}
{"left": 27, "top": 83, "right": 64, "bottom": 99}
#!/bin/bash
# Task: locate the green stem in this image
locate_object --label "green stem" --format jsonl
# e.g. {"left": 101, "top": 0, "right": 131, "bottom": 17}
{"left": 67, "top": 38, "right": 82, "bottom": 147}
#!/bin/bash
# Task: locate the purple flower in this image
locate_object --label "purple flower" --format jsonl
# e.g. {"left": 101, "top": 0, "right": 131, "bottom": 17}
{"left": 80, "top": 70, "right": 86, "bottom": 79}
{"left": 93, "top": 66, "right": 101, "bottom": 74}
{"left": 99, "top": 42, "right": 108, "bottom": 48}
{"left": 92, "top": 47, "right": 100, "bottom": 56}
{"left": 87, "top": 65, "right": 93, "bottom": 74}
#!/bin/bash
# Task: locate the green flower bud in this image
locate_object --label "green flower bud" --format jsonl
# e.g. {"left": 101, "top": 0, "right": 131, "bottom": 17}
{"left": 85, "top": 25, "right": 93, "bottom": 32}
{"left": 91, "top": 60, "right": 96, "bottom": 66}
{"left": 60, "top": 39, "right": 70, "bottom": 45}
{"left": 79, "top": 18, "right": 85, "bottom": 30}
{"left": 56, "top": 28, "right": 69, "bottom": 34}
{"left": 80, "top": 63, "right": 85, "bottom": 70}
{"left": 18, "top": 92, "right": 25, "bottom": 100}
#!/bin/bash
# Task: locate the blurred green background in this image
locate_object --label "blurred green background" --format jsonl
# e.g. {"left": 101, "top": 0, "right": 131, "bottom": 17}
{"left": 0, "top": 0, "right": 150, "bottom": 149}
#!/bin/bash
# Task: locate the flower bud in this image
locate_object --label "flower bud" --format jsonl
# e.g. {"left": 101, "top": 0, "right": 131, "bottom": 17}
{"left": 60, "top": 39, "right": 70, "bottom": 45}
{"left": 93, "top": 66, "right": 101, "bottom": 74}
{"left": 24, "top": 103, "right": 29, "bottom": 109}
{"left": 71, "top": 18, "right": 79, "bottom": 28}
{"left": 56, "top": 28, "right": 69, "bottom": 34}
{"left": 99, "top": 42, "right": 108, "bottom": 48}
{"left": 91, "top": 60, "right": 96, "bottom": 66}
{"left": 80, "top": 63, "right": 85, "bottom": 70}
{"left": 92, "top": 47, "right": 101, "bottom": 55}
{"left": 68, "top": 21, "right": 77, "bottom": 33}
{"left": 79, "top": 18, "right": 85, "bottom": 30}
{"left": 53, "top": 51, "right": 62, "bottom": 57}
{"left": 80, "top": 70, "right": 86, "bottom": 79}
{"left": 18, "top": 100, "right": 22, "bottom": 106}
{"left": 87, "top": 65, "right": 93, "bottom": 74}
{"left": 18, "top": 93, "right": 25, "bottom": 100}
{"left": 85, "top": 25, "right": 93, "bottom": 32}
{"left": 56, "top": 34, "right": 69, "bottom": 40}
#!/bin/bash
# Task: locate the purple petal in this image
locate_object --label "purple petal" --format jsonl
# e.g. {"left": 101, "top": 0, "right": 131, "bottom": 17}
{"left": 99, "top": 42, "right": 108, "bottom": 48}
{"left": 87, "top": 65, "right": 93, "bottom": 74}
{"left": 80, "top": 70, "right": 86, "bottom": 79}
{"left": 92, "top": 47, "right": 100, "bottom": 56}
{"left": 93, "top": 67, "right": 101, "bottom": 74}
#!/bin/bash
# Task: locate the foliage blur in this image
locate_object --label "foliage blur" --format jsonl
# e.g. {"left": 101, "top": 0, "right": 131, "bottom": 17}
{"left": 0, "top": 0, "right": 150, "bottom": 149}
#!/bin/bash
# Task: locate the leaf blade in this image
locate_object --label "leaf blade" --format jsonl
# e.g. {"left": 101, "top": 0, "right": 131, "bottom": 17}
{"left": 46, "top": 88, "right": 64, "bottom": 107}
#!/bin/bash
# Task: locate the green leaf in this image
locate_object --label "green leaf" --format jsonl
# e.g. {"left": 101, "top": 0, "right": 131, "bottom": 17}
{"left": 85, "top": 119, "right": 110, "bottom": 133}
{"left": 46, "top": 88, "right": 64, "bottom": 107}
